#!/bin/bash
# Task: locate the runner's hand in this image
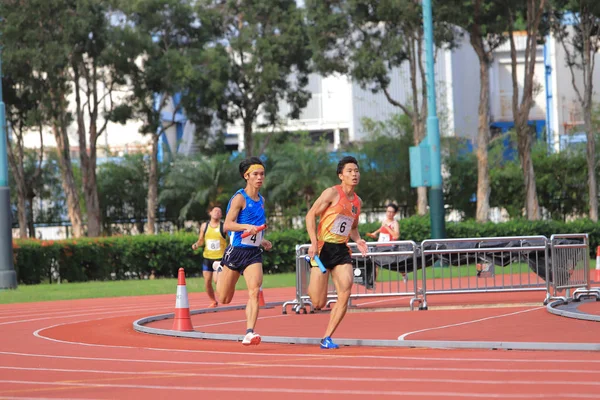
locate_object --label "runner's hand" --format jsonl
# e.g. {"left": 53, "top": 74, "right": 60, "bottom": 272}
{"left": 308, "top": 243, "right": 318, "bottom": 259}
{"left": 356, "top": 239, "right": 368, "bottom": 256}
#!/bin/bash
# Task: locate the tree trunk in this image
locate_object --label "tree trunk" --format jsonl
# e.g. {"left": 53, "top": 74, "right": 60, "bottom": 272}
{"left": 82, "top": 123, "right": 101, "bottom": 237}
{"left": 73, "top": 65, "right": 102, "bottom": 237}
{"left": 83, "top": 163, "right": 102, "bottom": 237}
{"left": 472, "top": 38, "right": 491, "bottom": 223}
{"left": 5, "top": 137, "right": 29, "bottom": 238}
{"left": 584, "top": 109, "right": 598, "bottom": 221}
{"left": 582, "top": 17, "right": 598, "bottom": 222}
{"left": 16, "top": 186, "right": 27, "bottom": 239}
{"left": 508, "top": 3, "right": 543, "bottom": 220}
{"left": 52, "top": 122, "right": 85, "bottom": 237}
{"left": 516, "top": 118, "right": 540, "bottom": 219}
{"left": 243, "top": 118, "right": 253, "bottom": 157}
{"left": 27, "top": 195, "right": 35, "bottom": 238}
{"left": 147, "top": 133, "right": 159, "bottom": 234}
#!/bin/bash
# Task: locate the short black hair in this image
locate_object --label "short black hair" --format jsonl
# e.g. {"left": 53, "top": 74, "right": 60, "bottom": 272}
{"left": 239, "top": 156, "right": 264, "bottom": 179}
{"left": 386, "top": 203, "right": 399, "bottom": 213}
{"left": 336, "top": 156, "right": 359, "bottom": 175}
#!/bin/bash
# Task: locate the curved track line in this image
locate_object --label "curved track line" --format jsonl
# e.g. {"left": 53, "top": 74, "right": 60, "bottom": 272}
{"left": 398, "top": 307, "right": 544, "bottom": 340}
{"left": 28, "top": 312, "right": 600, "bottom": 363}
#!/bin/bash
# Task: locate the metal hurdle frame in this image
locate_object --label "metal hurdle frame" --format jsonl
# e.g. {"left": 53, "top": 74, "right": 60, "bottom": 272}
{"left": 282, "top": 234, "right": 594, "bottom": 313}
{"left": 419, "top": 236, "right": 549, "bottom": 310}
{"left": 548, "top": 234, "right": 599, "bottom": 304}
{"left": 281, "top": 240, "right": 421, "bottom": 314}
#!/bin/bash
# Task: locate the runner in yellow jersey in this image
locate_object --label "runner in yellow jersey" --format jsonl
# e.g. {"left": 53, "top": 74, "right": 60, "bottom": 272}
{"left": 192, "top": 206, "right": 228, "bottom": 308}
{"left": 305, "top": 156, "right": 368, "bottom": 349}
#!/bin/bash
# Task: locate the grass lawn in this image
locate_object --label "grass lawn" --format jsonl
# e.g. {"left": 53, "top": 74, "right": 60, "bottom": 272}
{"left": 0, "top": 272, "right": 297, "bottom": 304}
{"left": 2, "top": 259, "right": 597, "bottom": 304}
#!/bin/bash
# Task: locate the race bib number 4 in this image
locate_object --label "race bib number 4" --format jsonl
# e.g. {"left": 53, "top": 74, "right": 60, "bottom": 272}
{"left": 206, "top": 239, "right": 221, "bottom": 251}
{"left": 330, "top": 215, "right": 354, "bottom": 237}
{"left": 241, "top": 230, "right": 263, "bottom": 247}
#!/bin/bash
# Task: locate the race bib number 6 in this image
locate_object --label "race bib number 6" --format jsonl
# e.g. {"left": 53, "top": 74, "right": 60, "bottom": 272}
{"left": 330, "top": 215, "right": 354, "bottom": 237}
{"left": 241, "top": 230, "right": 263, "bottom": 247}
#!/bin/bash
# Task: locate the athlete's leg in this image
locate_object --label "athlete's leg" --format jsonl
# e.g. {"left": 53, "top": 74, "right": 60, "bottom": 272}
{"left": 241, "top": 263, "right": 263, "bottom": 331}
{"left": 202, "top": 270, "right": 217, "bottom": 304}
{"left": 307, "top": 267, "right": 329, "bottom": 309}
{"left": 323, "top": 263, "right": 353, "bottom": 338}
{"left": 216, "top": 265, "right": 240, "bottom": 304}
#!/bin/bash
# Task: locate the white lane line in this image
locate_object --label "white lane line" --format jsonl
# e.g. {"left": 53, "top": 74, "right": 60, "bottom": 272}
{"left": 355, "top": 296, "right": 410, "bottom": 306}
{"left": 2, "top": 380, "right": 600, "bottom": 398}
{"left": 26, "top": 312, "right": 600, "bottom": 364}
{"left": 0, "top": 304, "right": 174, "bottom": 321}
{"left": 0, "top": 306, "right": 174, "bottom": 326}
{"left": 194, "top": 314, "right": 289, "bottom": 328}
{"left": 398, "top": 307, "right": 544, "bottom": 340}
{"left": 0, "top": 397, "right": 102, "bottom": 400}
{"left": 1, "top": 366, "right": 600, "bottom": 386}
{"left": 0, "top": 352, "right": 598, "bottom": 374}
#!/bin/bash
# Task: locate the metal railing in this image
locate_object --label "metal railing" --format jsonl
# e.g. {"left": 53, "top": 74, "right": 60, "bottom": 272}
{"left": 281, "top": 233, "right": 595, "bottom": 314}
{"left": 282, "top": 240, "right": 420, "bottom": 314}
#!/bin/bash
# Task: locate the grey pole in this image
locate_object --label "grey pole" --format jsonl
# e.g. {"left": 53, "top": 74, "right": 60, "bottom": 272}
{"left": 0, "top": 43, "right": 18, "bottom": 290}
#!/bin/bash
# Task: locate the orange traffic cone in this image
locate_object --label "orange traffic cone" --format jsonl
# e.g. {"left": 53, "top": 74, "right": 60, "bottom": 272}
{"left": 172, "top": 268, "right": 194, "bottom": 331}
{"left": 594, "top": 246, "right": 600, "bottom": 282}
{"left": 258, "top": 286, "right": 266, "bottom": 307}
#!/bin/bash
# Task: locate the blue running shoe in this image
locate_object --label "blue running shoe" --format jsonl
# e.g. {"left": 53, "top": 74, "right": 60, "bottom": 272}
{"left": 320, "top": 336, "right": 339, "bottom": 349}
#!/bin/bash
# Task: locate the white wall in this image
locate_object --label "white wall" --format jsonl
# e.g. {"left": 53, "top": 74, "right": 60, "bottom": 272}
{"left": 551, "top": 28, "right": 600, "bottom": 136}
{"left": 449, "top": 33, "right": 480, "bottom": 141}
{"left": 350, "top": 49, "right": 454, "bottom": 142}
{"left": 19, "top": 78, "right": 150, "bottom": 156}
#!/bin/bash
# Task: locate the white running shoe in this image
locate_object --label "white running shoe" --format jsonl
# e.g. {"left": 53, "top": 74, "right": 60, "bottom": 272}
{"left": 242, "top": 331, "right": 261, "bottom": 346}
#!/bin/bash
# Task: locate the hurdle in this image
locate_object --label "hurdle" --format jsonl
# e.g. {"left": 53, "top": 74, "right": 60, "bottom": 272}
{"left": 282, "top": 233, "right": 593, "bottom": 313}
{"left": 282, "top": 240, "right": 421, "bottom": 314}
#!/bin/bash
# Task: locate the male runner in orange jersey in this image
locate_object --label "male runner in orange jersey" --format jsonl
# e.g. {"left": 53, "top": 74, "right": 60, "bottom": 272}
{"left": 305, "top": 156, "right": 368, "bottom": 349}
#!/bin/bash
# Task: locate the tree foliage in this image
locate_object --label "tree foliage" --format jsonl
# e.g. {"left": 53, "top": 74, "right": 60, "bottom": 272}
{"left": 198, "top": 0, "right": 312, "bottom": 156}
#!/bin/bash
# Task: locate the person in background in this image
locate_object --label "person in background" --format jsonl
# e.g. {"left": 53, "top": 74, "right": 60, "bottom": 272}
{"left": 192, "top": 206, "right": 228, "bottom": 308}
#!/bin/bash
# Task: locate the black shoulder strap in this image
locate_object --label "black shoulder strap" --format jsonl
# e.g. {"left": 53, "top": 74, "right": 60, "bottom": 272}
{"left": 205, "top": 220, "right": 226, "bottom": 239}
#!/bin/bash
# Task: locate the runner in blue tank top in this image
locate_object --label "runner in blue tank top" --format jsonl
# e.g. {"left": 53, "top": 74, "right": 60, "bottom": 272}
{"left": 217, "top": 157, "right": 272, "bottom": 346}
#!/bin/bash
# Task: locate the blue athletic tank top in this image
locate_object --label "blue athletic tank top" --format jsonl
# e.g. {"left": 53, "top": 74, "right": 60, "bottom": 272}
{"left": 227, "top": 188, "right": 266, "bottom": 248}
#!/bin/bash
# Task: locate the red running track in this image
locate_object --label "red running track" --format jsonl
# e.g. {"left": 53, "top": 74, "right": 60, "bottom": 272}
{"left": 1, "top": 287, "right": 600, "bottom": 399}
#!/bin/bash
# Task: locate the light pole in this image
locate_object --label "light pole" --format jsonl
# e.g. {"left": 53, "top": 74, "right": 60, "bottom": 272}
{"left": 422, "top": 0, "right": 446, "bottom": 239}
{"left": 0, "top": 43, "right": 18, "bottom": 290}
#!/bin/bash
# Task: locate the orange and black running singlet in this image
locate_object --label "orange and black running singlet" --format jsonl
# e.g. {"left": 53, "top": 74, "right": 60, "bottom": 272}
{"left": 317, "top": 185, "right": 361, "bottom": 252}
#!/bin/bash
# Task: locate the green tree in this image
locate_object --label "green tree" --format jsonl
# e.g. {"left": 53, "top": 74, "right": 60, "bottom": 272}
{"left": 533, "top": 144, "right": 588, "bottom": 220}
{"left": 502, "top": 0, "right": 550, "bottom": 220}
{"left": 117, "top": 0, "right": 226, "bottom": 234}
{"left": 265, "top": 136, "right": 335, "bottom": 226}
{"left": 199, "top": 0, "right": 312, "bottom": 156}
{"left": 97, "top": 153, "right": 148, "bottom": 234}
{"left": 1, "top": 0, "right": 85, "bottom": 236}
{"left": 358, "top": 115, "right": 416, "bottom": 214}
{"left": 305, "top": 0, "right": 455, "bottom": 216}
{"left": 159, "top": 153, "right": 241, "bottom": 224}
{"left": 440, "top": 0, "right": 509, "bottom": 222}
{"left": 68, "top": 0, "right": 137, "bottom": 237}
{"left": 443, "top": 138, "right": 478, "bottom": 219}
{"left": 551, "top": 0, "right": 600, "bottom": 221}
{"left": 2, "top": 69, "right": 47, "bottom": 238}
